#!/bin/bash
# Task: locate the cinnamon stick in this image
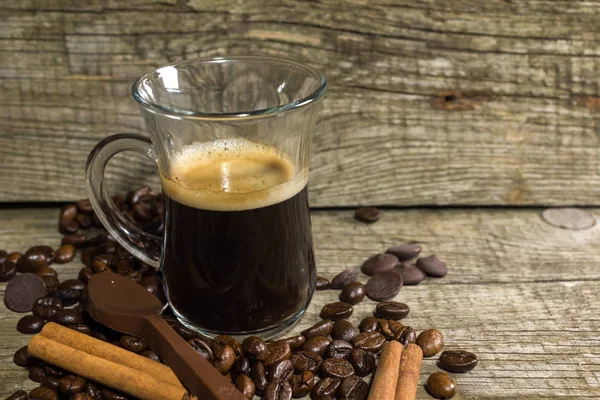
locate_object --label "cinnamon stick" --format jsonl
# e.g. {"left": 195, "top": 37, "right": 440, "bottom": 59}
{"left": 394, "top": 343, "right": 423, "bottom": 400}
{"left": 28, "top": 335, "right": 188, "bottom": 400}
{"left": 39, "top": 322, "right": 183, "bottom": 388}
{"left": 367, "top": 341, "right": 403, "bottom": 400}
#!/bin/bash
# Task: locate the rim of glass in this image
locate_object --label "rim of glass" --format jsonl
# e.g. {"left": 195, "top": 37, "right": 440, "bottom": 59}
{"left": 131, "top": 56, "right": 328, "bottom": 120}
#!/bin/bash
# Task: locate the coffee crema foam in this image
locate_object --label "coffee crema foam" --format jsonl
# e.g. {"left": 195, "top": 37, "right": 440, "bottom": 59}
{"left": 162, "top": 138, "right": 308, "bottom": 211}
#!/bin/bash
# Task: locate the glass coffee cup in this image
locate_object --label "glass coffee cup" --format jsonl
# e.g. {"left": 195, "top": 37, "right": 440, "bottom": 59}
{"left": 86, "top": 56, "right": 327, "bottom": 339}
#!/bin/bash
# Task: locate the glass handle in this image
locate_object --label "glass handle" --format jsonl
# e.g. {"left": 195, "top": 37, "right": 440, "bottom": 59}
{"left": 85, "top": 134, "right": 162, "bottom": 268}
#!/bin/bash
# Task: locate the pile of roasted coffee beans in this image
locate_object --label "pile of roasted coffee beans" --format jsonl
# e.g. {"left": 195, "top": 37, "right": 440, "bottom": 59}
{"left": 2, "top": 196, "right": 477, "bottom": 400}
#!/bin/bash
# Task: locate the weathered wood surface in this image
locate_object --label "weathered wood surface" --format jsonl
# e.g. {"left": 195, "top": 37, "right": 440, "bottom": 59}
{"left": 1, "top": 207, "right": 600, "bottom": 398}
{"left": 3, "top": 1, "right": 600, "bottom": 205}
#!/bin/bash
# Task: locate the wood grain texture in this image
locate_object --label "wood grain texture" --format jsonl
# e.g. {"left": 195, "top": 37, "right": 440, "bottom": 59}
{"left": 3, "top": 1, "right": 600, "bottom": 205}
{"left": 1, "top": 206, "right": 600, "bottom": 398}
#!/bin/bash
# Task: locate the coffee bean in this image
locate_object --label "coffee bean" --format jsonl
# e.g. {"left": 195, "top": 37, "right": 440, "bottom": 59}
{"left": 41, "top": 376, "right": 60, "bottom": 390}
{"left": 29, "top": 387, "right": 58, "bottom": 400}
{"left": 416, "top": 329, "right": 444, "bottom": 357}
{"left": 0, "top": 260, "right": 17, "bottom": 282}
{"left": 361, "top": 253, "right": 399, "bottom": 276}
{"left": 316, "top": 276, "right": 330, "bottom": 290}
{"left": 427, "top": 372, "right": 456, "bottom": 399}
{"left": 67, "top": 324, "right": 92, "bottom": 335}
{"left": 392, "top": 326, "right": 416, "bottom": 347}
{"left": 127, "top": 186, "right": 153, "bottom": 206}
{"left": 263, "top": 380, "right": 292, "bottom": 400}
{"left": 125, "top": 270, "right": 143, "bottom": 283}
{"left": 42, "top": 364, "right": 66, "bottom": 378}
{"left": 330, "top": 269, "right": 358, "bottom": 290}
{"left": 386, "top": 243, "right": 421, "bottom": 261}
{"left": 61, "top": 204, "right": 78, "bottom": 221}
{"left": 75, "top": 213, "right": 93, "bottom": 229}
{"left": 232, "top": 356, "right": 250, "bottom": 377}
{"left": 438, "top": 350, "right": 478, "bottom": 373}
{"left": 72, "top": 394, "right": 94, "bottom": 400}
{"left": 142, "top": 350, "right": 161, "bottom": 362}
{"left": 17, "top": 315, "right": 45, "bottom": 334}
{"left": 58, "top": 375, "right": 86, "bottom": 395}
{"left": 274, "top": 335, "right": 306, "bottom": 351}
{"left": 59, "top": 219, "right": 79, "bottom": 235}
{"left": 166, "top": 319, "right": 197, "bottom": 341}
{"left": 235, "top": 374, "right": 255, "bottom": 399}
{"left": 320, "top": 302, "right": 353, "bottom": 321}
{"left": 54, "top": 279, "right": 85, "bottom": 306}
{"left": 7, "top": 252, "right": 23, "bottom": 264}
{"left": 302, "top": 320, "right": 334, "bottom": 339}
{"left": 365, "top": 270, "right": 403, "bottom": 301}
{"left": 325, "top": 340, "right": 353, "bottom": 360}
{"left": 250, "top": 362, "right": 268, "bottom": 395}
{"left": 338, "top": 375, "right": 369, "bottom": 400}
{"left": 377, "top": 319, "right": 395, "bottom": 338}
{"left": 77, "top": 267, "right": 93, "bottom": 284}
{"left": 269, "top": 359, "right": 294, "bottom": 382}
{"left": 76, "top": 199, "right": 94, "bottom": 214}
{"left": 311, "top": 376, "right": 341, "bottom": 398}
{"left": 84, "top": 382, "right": 102, "bottom": 400}
{"left": 26, "top": 246, "right": 56, "bottom": 265}
{"left": 375, "top": 301, "right": 410, "bottom": 320}
{"left": 100, "top": 388, "right": 128, "bottom": 400}
{"left": 28, "top": 366, "right": 46, "bottom": 382}
{"left": 353, "top": 331, "right": 386, "bottom": 353}
{"left": 339, "top": 282, "right": 365, "bottom": 305}
{"left": 302, "top": 336, "right": 331, "bottom": 357}
{"left": 354, "top": 207, "right": 380, "bottom": 223}
{"left": 0, "top": 250, "right": 6, "bottom": 265}
{"left": 14, "top": 345, "right": 37, "bottom": 368}
{"left": 54, "top": 245, "right": 76, "bottom": 264}
{"left": 17, "top": 253, "right": 48, "bottom": 273}
{"left": 416, "top": 255, "right": 448, "bottom": 277}
{"left": 6, "top": 390, "right": 28, "bottom": 400}
{"left": 396, "top": 263, "right": 426, "bottom": 285}
{"left": 358, "top": 316, "right": 379, "bottom": 333}
{"left": 54, "top": 309, "right": 85, "bottom": 325}
{"left": 36, "top": 266, "right": 58, "bottom": 279}
{"left": 349, "top": 348, "right": 375, "bottom": 377}
{"left": 320, "top": 358, "right": 354, "bottom": 379}
{"left": 290, "top": 351, "right": 322, "bottom": 373}
{"left": 91, "top": 254, "right": 114, "bottom": 273}
{"left": 263, "top": 341, "right": 291, "bottom": 367}
{"left": 5, "top": 273, "right": 47, "bottom": 312}
{"left": 331, "top": 320, "right": 355, "bottom": 342}
{"left": 141, "top": 276, "right": 165, "bottom": 303}
{"left": 61, "top": 234, "right": 87, "bottom": 248}
{"left": 243, "top": 336, "right": 268, "bottom": 361}
{"left": 214, "top": 344, "right": 236, "bottom": 374}
{"left": 119, "top": 335, "right": 147, "bottom": 354}
{"left": 290, "top": 371, "right": 314, "bottom": 397}
{"left": 188, "top": 338, "right": 214, "bottom": 363}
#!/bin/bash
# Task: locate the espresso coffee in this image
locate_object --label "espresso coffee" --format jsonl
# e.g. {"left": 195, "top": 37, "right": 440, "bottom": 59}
{"left": 161, "top": 138, "right": 316, "bottom": 334}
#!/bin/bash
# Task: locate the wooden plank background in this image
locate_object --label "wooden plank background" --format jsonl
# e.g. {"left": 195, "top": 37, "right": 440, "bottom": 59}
{"left": 2, "top": 0, "right": 600, "bottom": 206}
{"left": 1, "top": 206, "right": 600, "bottom": 398}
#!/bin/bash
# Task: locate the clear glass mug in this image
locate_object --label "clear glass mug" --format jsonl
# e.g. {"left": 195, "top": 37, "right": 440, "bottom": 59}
{"left": 86, "top": 56, "right": 327, "bottom": 338}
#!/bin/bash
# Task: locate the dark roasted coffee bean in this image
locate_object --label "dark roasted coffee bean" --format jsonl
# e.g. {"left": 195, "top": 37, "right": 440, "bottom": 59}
{"left": 311, "top": 376, "right": 341, "bottom": 398}
{"left": 416, "top": 255, "right": 448, "bottom": 277}
{"left": 0, "top": 260, "right": 17, "bottom": 282}
{"left": 58, "top": 375, "right": 86, "bottom": 395}
{"left": 54, "top": 309, "right": 84, "bottom": 325}
{"left": 263, "top": 341, "right": 291, "bottom": 367}
{"left": 320, "top": 358, "right": 354, "bottom": 379}
{"left": 41, "top": 276, "right": 59, "bottom": 294}
{"left": 353, "top": 331, "right": 386, "bottom": 353}
{"left": 316, "top": 276, "right": 330, "bottom": 290}
{"left": 28, "top": 366, "right": 46, "bottom": 382}
{"left": 81, "top": 248, "right": 97, "bottom": 268}
{"left": 325, "top": 340, "right": 353, "bottom": 360}
{"left": 320, "top": 302, "right": 353, "bottom": 321}
{"left": 396, "top": 262, "right": 426, "bottom": 285}
{"left": 54, "top": 245, "right": 76, "bottom": 264}
{"left": 78, "top": 267, "right": 93, "bottom": 284}
{"left": 91, "top": 254, "right": 114, "bottom": 274}
{"left": 26, "top": 246, "right": 55, "bottom": 265}
{"left": 263, "top": 379, "right": 292, "bottom": 400}
{"left": 365, "top": 270, "right": 403, "bottom": 301}
{"left": 54, "top": 279, "right": 85, "bottom": 306}
{"left": 416, "top": 329, "right": 444, "bottom": 357}
{"left": 235, "top": 374, "right": 255, "bottom": 399}
{"left": 243, "top": 335, "right": 268, "bottom": 361}
{"left": 354, "top": 207, "right": 380, "bottom": 223}
{"left": 361, "top": 253, "right": 399, "bottom": 276}
{"left": 330, "top": 269, "right": 358, "bottom": 290}
{"left": 214, "top": 344, "right": 236, "bottom": 374}
{"left": 331, "top": 320, "right": 355, "bottom": 342}
{"left": 5, "top": 390, "right": 28, "bottom": 400}
{"left": 438, "top": 350, "right": 478, "bottom": 373}
{"left": 43, "top": 364, "right": 66, "bottom": 377}
{"left": 125, "top": 270, "right": 142, "bottom": 283}
{"left": 33, "top": 296, "right": 63, "bottom": 320}
{"left": 17, "top": 315, "right": 45, "bottom": 334}
{"left": 76, "top": 199, "right": 94, "bottom": 214}
{"left": 189, "top": 338, "right": 214, "bottom": 363}
{"left": 349, "top": 348, "right": 375, "bottom": 377}
{"left": 232, "top": 356, "right": 251, "bottom": 377}
{"left": 86, "top": 233, "right": 114, "bottom": 248}
{"left": 386, "top": 244, "right": 421, "bottom": 261}
{"left": 339, "top": 282, "right": 365, "bottom": 305}
{"left": 115, "top": 257, "right": 135, "bottom": 275}
{"left": 75, "top": 213, "right": 93, "bottom": 229}
{"left": 7, "top": 251, "right": 23, "bottom": 264}
{"left": 100, "top": 388, "right": 128, "bottom": 400}
{"left": 377, "top": 319, "right": 395, "bottom": 338}
{"left": 14, "top": 345, "right": 37, "bottom": 367}
{"left": 302, "top": 320, "right": 334, "bottom": 339}
{"left": 96, "top": 241, "right": 116, "bottom": 255}
{"left": 269, "top": 359, "right": 294, "bottom": 382}
{"left": 165, "top": 318, "right": 197, "bottom": 341}
{"left": 215, "top": 335, "right": 243, "bottom": 358}
{"left": 338, "top": 375, "right": 368, "bottom": 400}
{"left": 67, "top": 324, "right": 92, "bottom": 335}
{"left": 250, "top": 362, "right": 268, "bottom": 395}
{"left": 41, "top": 376, "right": 60, "bottom": 390}
{"left": 120, "top": 335, "right": 147, "bottom": 354}
{"left": 290, "top": 351, "right": 322, "bottom": 373}
{"left": 0, "top": 249, "right": 6, "bottom": 265}
{"left": 141, "top": 276, "right": 165, "bottom": 303}
{"left": 127, "top": 186, "right": 153, "bottom": 205}
{"left": 140, "top": 349, "right": 160, "bottom": 362}
{"left": 427, "top": 372, "right": 457, "bottom": 399}
{"left": 72, "top": 394, "right": 94, "bottom": 400}
{"left": 5, "top": 273, "right": 47, "bottom": 312}
{"left": 91, "top": 330, "right": 110, "bottom": 342}
{"left": 301, "top": 336, "right": 331, "bottom": 357}
{"left": 59, "top": 219, "right": 79, "bottom": 235}
{"left": 375, "top": 301, "right": 410, "bottom": 320}
{"left": 290, "top": 371, "right": 314, "bottom": 397}
{"left": 392, "top": 326, "right": 416, "bottom": 347}
{"left": 17, "top": 253, "right": 48, "bottom": 273}
{"left": 60, "top": 204, "right": 78, "bottom": 221}
{"left": 274, "top": 335, "right": 306, "bottom": 351}
{"left": 29, "top": 387, "right": 57, "bottom": 400}
{"left": 61, "top": 234, "right": 87, "bottom": 248}
{"left": 358, "top": 316, "right": 379, "bottom": 333}
{"left": 84, "top": 382, "right": 102, "bottom": 400}
{"left": 36, "top": 266, "right": 57, "bottom": 279}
